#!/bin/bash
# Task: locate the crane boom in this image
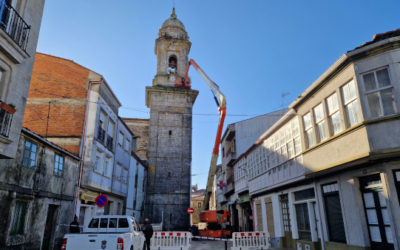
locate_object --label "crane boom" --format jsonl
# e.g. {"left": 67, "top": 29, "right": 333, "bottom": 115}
{"left": 184, "top": 59, "right": 226, "bottom": 211}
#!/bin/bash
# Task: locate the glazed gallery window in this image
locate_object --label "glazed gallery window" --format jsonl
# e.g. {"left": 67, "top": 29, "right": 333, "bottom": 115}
{"left": 22, "top": 140, "right": 37, "bottom": 168}
{"left": 326, "top": 93, "right": 343, "bottom": 135}
{"left": 303, "top": 112, "right": 315, "bottom": 148}
{"left": 10, "top": 201, "right": 28, "bottom": 235}
{"left": 322, "top": 183, "right": 346, "bottom": 243}
{"left": 313, "top": 103, "right": 328, "bottom": 142}
{"left": 362, "top": 68, "right": 396, "bottom": 118}
{"left": 54, "top": 154, "right": 64, "bottom": 177}
{"left": 341, "top": 80, "right": 361, "bottom": 127}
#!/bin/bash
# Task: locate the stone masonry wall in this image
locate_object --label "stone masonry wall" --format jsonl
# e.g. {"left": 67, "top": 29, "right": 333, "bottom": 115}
{"left": 145, "top": 86, "right": 198, "bottom": 230}
{"left": 123, "top": 118, "right": 149, "bottom": 161}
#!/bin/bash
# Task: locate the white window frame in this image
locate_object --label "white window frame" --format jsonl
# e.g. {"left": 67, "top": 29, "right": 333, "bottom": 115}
{"left": 326, "top": 92, "right": 343, "bottom": 135}
{"left": 313, "top": 103, "right": 328, "bottom": 142}
{"left": 303, "top": 112, "right": 315, "bottom": 148}
{"left": 341, "top": 79, "right": 361, "bottom": 127}
{"left": 54, "top": 153, "right": 64, "bottom": 177}
{"left": 361, "top": 67, "right": 396, "bottom": 118}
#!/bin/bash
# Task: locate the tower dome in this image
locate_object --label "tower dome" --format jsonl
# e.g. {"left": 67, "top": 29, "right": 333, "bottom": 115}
{"left": 158, "top": 8, "right": 188, "bottom": 40}
{"left": 153, "top": 8, "right": 191, "bottom": 87}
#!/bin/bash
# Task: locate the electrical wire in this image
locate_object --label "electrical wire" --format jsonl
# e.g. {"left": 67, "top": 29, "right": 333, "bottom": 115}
{"left": 30, "top": 88, "right": 287, "bottom": 118}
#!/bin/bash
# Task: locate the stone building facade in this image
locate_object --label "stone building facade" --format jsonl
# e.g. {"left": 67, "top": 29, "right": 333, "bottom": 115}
{"left": 190, "top": 189, "right": 205, "bottom": 226}
{"left": 123, "top": 118, "right": 149, "bottom": 161}
{"left": 145, "top": 9, "right": 198, "bottom": 230}
{"left": 0, "top": 127, "right": 80, "bottom": 249}
{"left": 0, "top": 0, "right": 45, "bottom": 159}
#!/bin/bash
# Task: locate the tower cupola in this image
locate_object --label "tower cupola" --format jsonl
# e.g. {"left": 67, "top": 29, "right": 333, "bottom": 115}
{"left": 153, "top": 8, "right": 191, "bottom": 87}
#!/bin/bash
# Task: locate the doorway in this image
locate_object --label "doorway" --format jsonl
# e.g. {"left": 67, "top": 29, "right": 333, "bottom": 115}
{"left": 360, "top": 174, "right": 394, "bottom": 250}
{"left": 42, "top": 205, "right": 58, "bottom": 250}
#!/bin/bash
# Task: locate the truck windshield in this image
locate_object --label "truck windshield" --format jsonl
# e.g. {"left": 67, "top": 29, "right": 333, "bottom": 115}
{"left": 88, "top": 218, "right": 99, "bottom": 228}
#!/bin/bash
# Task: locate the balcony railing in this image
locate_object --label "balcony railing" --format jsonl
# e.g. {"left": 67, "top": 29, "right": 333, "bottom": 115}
{"left": 0, "top": 103, "right": 13, "bottom": 137}
{"left": 0, "top": 0, "right": 30, "bottom": 51}
{"left": 224, "top": 175, "right": 235, "bottom": 195}
{"left": 226, "top": 151, "right": 236, "bottom": 166}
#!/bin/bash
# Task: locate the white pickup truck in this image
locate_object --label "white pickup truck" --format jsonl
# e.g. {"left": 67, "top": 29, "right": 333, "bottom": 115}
{"left": 61, "top": 215, "right": 144, "bottom": 250}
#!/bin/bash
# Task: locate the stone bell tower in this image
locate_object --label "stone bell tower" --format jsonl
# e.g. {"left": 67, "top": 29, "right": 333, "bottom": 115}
{"left": 145, "top": 8, "right": 198, "bottom": 230}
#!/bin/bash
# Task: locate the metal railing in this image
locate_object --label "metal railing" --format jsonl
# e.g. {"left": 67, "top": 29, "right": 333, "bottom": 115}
{"left": 0, "top": 105, "right": 13, "bottom": 137}
{"left": 0, "top": 0, "right": 30, "bottom": 51}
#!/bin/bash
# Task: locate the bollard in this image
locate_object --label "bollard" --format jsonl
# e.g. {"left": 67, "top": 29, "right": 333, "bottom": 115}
{"left": 225, "top": 240, "right": 227, "bottom": 250}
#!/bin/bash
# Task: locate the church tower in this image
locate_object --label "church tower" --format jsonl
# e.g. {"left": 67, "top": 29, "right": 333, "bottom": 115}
{"left": 145, "top": 9, "right": 198, "bottom": 230}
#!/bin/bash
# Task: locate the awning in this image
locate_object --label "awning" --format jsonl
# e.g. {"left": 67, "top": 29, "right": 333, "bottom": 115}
{"left": 80, "top": 191, "right": 98, "bottom": 202}
{"left": 237, "top": 197, "right": 251, "bottom": 204}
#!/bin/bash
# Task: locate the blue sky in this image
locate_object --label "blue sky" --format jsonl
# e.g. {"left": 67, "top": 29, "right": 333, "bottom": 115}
{"left": 37, "top": 0, "right": 400, "bottom": 189}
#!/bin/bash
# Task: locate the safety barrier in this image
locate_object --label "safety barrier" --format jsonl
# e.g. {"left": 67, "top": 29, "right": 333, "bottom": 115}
{"left": 151, "top": 231, "right": 192, "bottom": 250}
{"left": 231, "top": 232, "right": 270, "bottom": 250}
{"left": 192, "top": 235, "right": 231, "bottom": 241}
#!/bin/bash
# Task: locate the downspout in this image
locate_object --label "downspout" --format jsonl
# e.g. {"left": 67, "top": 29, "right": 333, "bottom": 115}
{"left": 74, "top": 80, "right": 102, "bottom": 216}
{"left": 313, "top": 181, "right": 326, "bottom": 250}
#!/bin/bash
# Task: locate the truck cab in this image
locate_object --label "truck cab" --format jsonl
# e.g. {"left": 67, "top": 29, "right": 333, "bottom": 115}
{"left": 62, "top": 215, "right": 144, "bottom": 250}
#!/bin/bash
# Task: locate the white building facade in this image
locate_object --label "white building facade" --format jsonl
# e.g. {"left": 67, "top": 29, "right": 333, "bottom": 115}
{"left": 230, "top": 30, "right": 400, "bottom": 250}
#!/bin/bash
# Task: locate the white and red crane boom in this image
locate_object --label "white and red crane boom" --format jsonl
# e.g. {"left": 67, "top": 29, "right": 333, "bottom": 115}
{"left": 183, "top": 59, "right": 226, "bottom": 210}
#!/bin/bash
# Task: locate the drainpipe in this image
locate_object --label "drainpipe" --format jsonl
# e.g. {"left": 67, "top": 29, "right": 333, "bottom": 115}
{"left": 74, "top": 80, "right": 102, "bottom": 216}
{"left": 313, "top": 181, "right": 326, "bottom": 250}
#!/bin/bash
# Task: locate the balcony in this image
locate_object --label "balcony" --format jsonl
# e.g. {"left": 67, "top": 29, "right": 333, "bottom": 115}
{"left": 0, "top": 102, "right": 14, "bottom": 138}
{"left": 0, "top": 0, "right": 30, "bottom": 51}
{"left": 225, "top": 148, "right": 236, "bottom": 166}
{"left": 224, "top": 175, "right": 235, "bottom": 196}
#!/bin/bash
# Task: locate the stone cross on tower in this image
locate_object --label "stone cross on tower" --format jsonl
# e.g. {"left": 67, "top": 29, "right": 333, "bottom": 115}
{"left": 145, "top": 8, "right": 199, "bottom": 230}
